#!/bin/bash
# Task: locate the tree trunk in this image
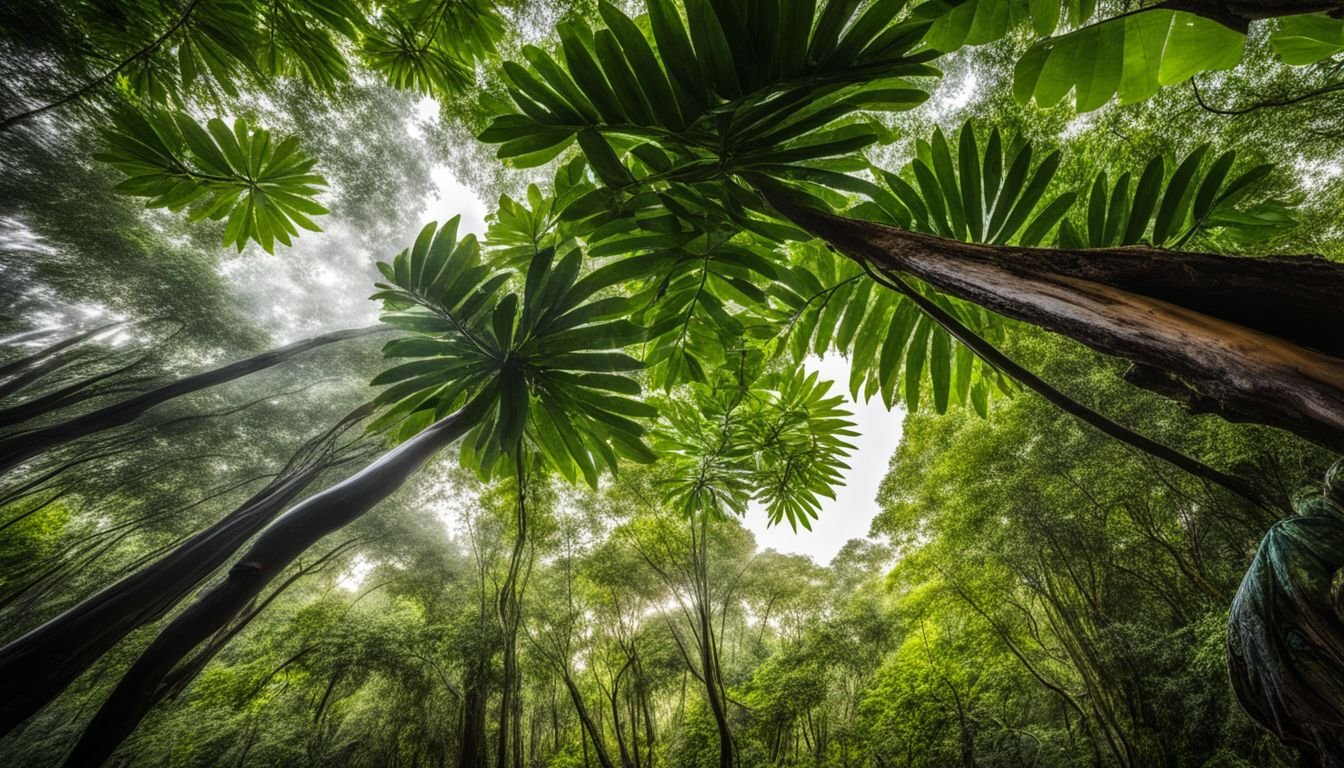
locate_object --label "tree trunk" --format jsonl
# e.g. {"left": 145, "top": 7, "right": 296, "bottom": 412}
{"left": 0, "top": 325, "right": 383, "bottom": 477}
{"left": 691, "top": 518, "right": 733, "bottom": 768}
{"left": 763, "top": 193, "right": 1344, "bottom": 453}
{"left": 61, "top": 401, "right": 483, "bottom": 767}
{"left": 564, "top": 674, "right": 618, "bottom": 768}
{"left": 496, "top": 454, "right": 529, "bottom": 768}
{"left": 0, "top": 406, "right": 368, "bottom": 736}
{"left": 457, "top": 657, "right": 491, "bottom": 768}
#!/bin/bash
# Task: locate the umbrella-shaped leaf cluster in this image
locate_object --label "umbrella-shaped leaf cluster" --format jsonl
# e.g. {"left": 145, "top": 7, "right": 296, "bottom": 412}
{"left": 371, "top": 218, "right": 657, "bottom": 484}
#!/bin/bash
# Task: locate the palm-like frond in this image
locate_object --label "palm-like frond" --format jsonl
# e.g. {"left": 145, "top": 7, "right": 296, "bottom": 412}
{"left": 372, "top": 218, "right": 657, "bottom": 485}
{"left": 480, "top": 0, "right": 938, "bottom": 185}
{"left": 1058, "top": 145, "right": 1288, "bottom": 250}
{"left": 95, "top": 108, "right": 329, "bottom": 253}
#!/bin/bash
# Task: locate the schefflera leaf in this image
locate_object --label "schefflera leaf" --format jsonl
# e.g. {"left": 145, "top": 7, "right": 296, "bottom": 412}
{"left": 370, "top": 218, "right": 657, "bottom": 485}
{"left": 653, "top": 368, "right": 856, "bottom": 532}
{"left": 96, "top": 108, "right": 328, "bottom": 253}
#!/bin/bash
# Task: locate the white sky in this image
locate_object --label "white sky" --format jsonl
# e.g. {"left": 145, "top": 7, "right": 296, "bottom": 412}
{"left": 746, "top": 354, "right": 904, "bottom": 564}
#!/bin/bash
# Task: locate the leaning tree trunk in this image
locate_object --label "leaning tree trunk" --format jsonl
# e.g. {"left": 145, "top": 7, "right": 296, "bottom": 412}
{"left": 563, "top": 673, "right": 618, "bottom": 768}
{"left": 0, "top": 406, "right": 369, "bottom": 737}
{"left": 62, "top": 399, "right": 484, "bottom": 767}
{"left": 1229, "top": 460, "right": 1344, "bottom": 768}
{"left": 0, "top": 325, "right": 383, "bottom": 477}
{"left": 760, "top": 192, "right": 1344, "bottom": 453}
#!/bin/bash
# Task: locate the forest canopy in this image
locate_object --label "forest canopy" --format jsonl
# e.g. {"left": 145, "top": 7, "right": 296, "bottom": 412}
{"left": 1, "top": 0, "right": 1344, "bottom": 767}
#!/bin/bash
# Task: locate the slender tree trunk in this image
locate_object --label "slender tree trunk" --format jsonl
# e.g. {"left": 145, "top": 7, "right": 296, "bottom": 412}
{"left": 691, "top": 517, "right": 734, "bottom": 768}
{"left": 0, "top": 321, "right": 126, "bottom": 381}
{"left": 563, "top": 674, "right": 617, "bottom": 768}
{"left": 496, "top": 452, "right": 529, "bottom": 768}
{"left": 0, "top": 407, "right": 369, "bottom": 737}
{"left": 62, "top": 401, "right": 483, "bottom": 767}
{"left": 458, "top": 657, "right": 491, "bottom": 768}
{"left": 0, "top": 326, "right": 383, "bottom": 476}
{"left": 760, "top": 191, "right": 1344, "bottom": 453}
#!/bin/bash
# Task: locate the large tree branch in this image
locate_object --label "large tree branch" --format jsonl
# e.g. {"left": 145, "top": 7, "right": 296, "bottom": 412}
{"left": 755, "top": 182, "right": 1344, "bottom": 454}
{"left": 1156, "top": 0, "right": 1344, "bottom": 31}
{"left": 858, "top": 263, "right": 1266, "bottom": 506}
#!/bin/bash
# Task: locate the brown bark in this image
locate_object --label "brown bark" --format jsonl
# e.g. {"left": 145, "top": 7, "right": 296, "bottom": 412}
{"left": 1157, "top": 0, "right": 1344, "bottom": 31}
{"left": 762, "top": 192, "right": 1344, "bottom": 454}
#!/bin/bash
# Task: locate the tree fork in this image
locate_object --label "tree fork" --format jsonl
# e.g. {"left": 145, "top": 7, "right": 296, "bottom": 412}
{"left": 758, "top": 187, "right": 1344, "bottom": 455}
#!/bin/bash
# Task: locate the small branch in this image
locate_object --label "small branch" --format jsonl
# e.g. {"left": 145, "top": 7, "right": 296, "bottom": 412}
{"left": 0, "top": 0, "right": 205, "bottom": 131}
{"left": 857, "top": 262, "right": 1268, "bottom": 508}
{"left": 1190, "top": 77, "right": 1344, "bottom": 116}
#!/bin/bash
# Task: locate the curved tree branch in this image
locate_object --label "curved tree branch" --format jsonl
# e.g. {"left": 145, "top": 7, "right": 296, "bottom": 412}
{"left": 752, "top": 179, "right": 1344, "bottom": 454}
{"left": 856, "top": 261, "right": 1267, "bottom": 507}
{"left": 0, "top": 0, "right": 205, "bottom": 131}
{"left": 1190, "top": 78, "right": 1344, "bottom": 116}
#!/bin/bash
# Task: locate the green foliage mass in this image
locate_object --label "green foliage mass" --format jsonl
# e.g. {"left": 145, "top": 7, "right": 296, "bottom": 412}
{"left": 2, "top": 0, "right": 1344, "bottom": 767}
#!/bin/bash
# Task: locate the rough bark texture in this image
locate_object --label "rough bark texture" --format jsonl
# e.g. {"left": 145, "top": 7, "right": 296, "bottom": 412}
{"left": 1160, "top": 0, "right": 1344, "bottom": 31}
{"left": 62, "top": 402, "right": 481, "bottom": 767}
{"left": 1228, "top": 460, "right": 1344, "bottom": 768}
{"left": 767, "top": 196, "right": 1344, "bottom": 453}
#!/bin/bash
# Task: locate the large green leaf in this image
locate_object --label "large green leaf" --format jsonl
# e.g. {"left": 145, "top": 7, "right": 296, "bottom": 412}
{"left": 1014, "top": 10, "right": 1246, "bottom": 112}
{"left": 96, "top": 109, "right": 328, "bottom": 253}
{"left": 479, "top": 0, "right": 938, "bottom": 192}
{"left": 372, "top": 219, "right": 656, "bottom": 483}
{"left": 918, "top": 0, "right": 1098, "bottom": 51}
{"left": 1271, "top": 13, "right": 1344, "bottom": 64}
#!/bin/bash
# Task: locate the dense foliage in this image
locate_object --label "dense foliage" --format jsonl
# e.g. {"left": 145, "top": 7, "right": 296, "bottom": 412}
{"left": 1, "top": 0, "right": 1343, "bottom": 766}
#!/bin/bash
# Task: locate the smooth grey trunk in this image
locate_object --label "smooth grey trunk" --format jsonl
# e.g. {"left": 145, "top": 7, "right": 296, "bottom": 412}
{"left": 0, "top": 326, "right": 383, "bottom": 477}
{"left": 62, "top": 401, "right": 482, "bottom": 767}
{"left": 0, "top": 406, "right": 369, "bottom": 736}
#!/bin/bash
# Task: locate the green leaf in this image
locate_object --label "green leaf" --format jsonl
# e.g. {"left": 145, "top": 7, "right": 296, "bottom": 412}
{"left": 1271, "top": 14, "right": 1344, "bottom": 65}
{"left": 1015, "top": 10, "right": 1246, "bottom": 112}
